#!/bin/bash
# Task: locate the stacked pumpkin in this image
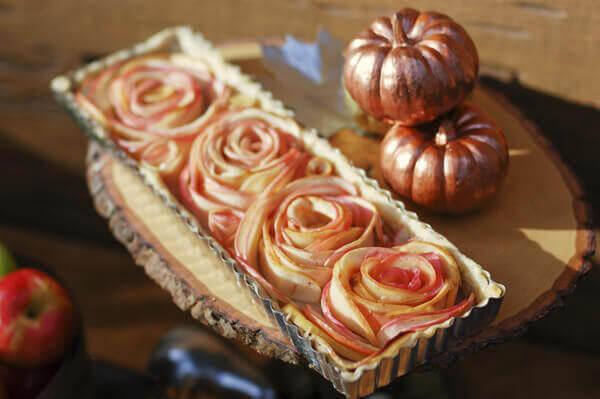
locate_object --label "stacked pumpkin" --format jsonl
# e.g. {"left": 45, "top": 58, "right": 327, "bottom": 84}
{"left": 343, "top": 8, "right": 509, "bottom": 214}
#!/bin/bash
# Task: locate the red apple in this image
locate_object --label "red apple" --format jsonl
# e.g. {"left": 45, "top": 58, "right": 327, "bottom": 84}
{"left": 0, "top": 268, "right": 75, "bottom": 367}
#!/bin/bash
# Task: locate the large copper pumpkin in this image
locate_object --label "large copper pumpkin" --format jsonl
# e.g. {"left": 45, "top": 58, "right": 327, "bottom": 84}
{"left": 344, "top": 8, "right": 479, "bottom": 126}
{"left": 381, "top": 102, "right": 508, "bottom": 214}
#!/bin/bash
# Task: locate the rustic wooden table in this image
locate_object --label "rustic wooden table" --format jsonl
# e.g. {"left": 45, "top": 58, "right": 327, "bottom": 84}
{"left": 1, "top": 2, "right": 599, "bottom": 398}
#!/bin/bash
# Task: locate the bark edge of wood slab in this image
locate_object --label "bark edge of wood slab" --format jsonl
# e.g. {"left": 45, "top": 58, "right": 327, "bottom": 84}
{"left": 85, "top": 142, "right": 298, "bottom": 364}
{"left": 480, "top": 88, "right": 595, "bottom": 329}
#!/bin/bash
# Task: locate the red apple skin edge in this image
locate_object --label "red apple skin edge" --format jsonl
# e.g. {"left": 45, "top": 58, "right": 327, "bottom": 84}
{"left": 0, "top": 268, "right": 75, "bottom": 367}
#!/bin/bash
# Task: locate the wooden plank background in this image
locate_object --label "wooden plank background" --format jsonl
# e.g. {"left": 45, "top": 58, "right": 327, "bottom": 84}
{"left": 1, "top": 0, "right": 599, "bottom": 180}
{"left": 3, "top": 1, "right": 600, "bottom": 111}
{"left": 0, "top": 1, "right": 599, "bottom": 397}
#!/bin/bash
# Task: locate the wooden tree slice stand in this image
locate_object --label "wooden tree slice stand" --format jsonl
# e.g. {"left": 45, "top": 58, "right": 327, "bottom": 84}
{"left": 84, "top": 40, "right": 595, "bottom": 371}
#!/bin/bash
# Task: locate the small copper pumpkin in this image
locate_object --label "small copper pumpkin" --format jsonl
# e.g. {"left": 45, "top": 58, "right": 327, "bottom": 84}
{"left": 344, "top": 8, "right": 479, "bottom": 126}
{"left": 381, "top": 102, "right": 508, "bottom": 214}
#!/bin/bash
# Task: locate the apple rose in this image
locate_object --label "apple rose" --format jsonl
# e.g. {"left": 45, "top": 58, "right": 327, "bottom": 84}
{"left": 137, "top": 138, "right": 191, "bottom": 185}
{"left": 296, "top": 241, "right": 473, "bottom": 361}
{"left": 180, "top": 108, "right": 314, "bottom": 245}
{"left": 234, "top": 176, "right": 385, "bottom": 303}
{"left": 76, "top": 53, "right": 227, "bottom": 158}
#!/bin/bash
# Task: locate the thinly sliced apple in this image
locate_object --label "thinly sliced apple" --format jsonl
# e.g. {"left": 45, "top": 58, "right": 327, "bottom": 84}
{"left": 376, "top": 294, "right": 474, "bottom": 346}
{"left": 303, "top": 304, "right": 377, "bottom": 358}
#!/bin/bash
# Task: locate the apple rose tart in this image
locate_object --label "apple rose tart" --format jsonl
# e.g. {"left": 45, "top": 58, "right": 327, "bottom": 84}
{"left": 179, "top": 108, "right": 314, "bottom": 246}
{"left": 288, "top": 241, "right": 474, "bottom": 361}
{"left": 56, "top": 28, "right": 506, "bottom": 394}
{"left": 76, "top": 53, "right": 227, "bottom": 178}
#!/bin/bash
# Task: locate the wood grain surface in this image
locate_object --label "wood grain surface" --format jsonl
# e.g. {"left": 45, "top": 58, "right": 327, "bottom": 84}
{"left": 0, "top": 3, "right": 599, "bottom": 398}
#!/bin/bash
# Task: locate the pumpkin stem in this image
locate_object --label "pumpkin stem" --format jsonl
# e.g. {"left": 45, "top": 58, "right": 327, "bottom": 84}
{"left": 392, "top": 13, "right": 411, "bottom": 46}
{"left": 435, "top": 120, "right": 456, "bottom": 146}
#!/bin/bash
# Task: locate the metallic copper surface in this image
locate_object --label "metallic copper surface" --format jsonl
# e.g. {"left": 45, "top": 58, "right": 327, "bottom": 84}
{"left": 343, "top": 8, "right": 479, "bottom": 126}
{"left": 381, "top": 102, "right": 508, "bottom": 214}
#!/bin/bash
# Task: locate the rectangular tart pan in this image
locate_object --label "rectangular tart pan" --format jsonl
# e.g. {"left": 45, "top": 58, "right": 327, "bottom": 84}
{"left": 51, "top": 26, "right": 505, "bottom": 398}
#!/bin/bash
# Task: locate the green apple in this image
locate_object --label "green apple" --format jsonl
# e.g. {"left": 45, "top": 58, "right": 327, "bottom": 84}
{"left": 0, "top": 243, "right": 16, "bottom": 277}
